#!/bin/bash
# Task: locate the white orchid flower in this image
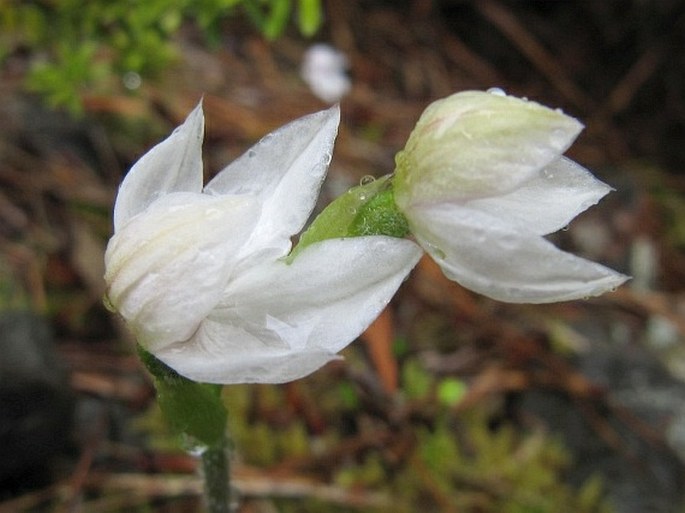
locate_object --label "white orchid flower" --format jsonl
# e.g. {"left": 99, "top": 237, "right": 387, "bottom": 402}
{"left": 104, "top": 102, "right": 421, "bottom": 384}
{"left": 393, "top": 90, "right": 628, "bottom": 303}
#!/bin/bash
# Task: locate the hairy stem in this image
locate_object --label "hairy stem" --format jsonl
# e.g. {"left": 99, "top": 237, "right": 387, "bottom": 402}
{"left": 201, "top": 441, "right": 231, "bottom": 513}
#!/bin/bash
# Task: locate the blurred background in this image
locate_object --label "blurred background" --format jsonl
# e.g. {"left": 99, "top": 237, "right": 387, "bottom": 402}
{"left": 1, "top": 0, "right": 685, "bottom": 512}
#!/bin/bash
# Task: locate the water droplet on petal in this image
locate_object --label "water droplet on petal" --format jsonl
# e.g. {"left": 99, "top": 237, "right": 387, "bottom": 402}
{"left": 360, "top": 175, "right": 376, "bottom": 186}
{"left": 561, "top": 225, "right": 569, "bottom": 231}
{"left": 426, "top": 243, "right": 446, "bottom": 260}
{"left": 487, "top": 87, "right": 507, "bottom": 96}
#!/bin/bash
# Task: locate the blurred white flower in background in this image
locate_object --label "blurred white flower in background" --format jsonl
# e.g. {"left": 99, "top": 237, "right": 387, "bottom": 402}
{"left": 301, "top": 43, "right": 351, "bottom": 103}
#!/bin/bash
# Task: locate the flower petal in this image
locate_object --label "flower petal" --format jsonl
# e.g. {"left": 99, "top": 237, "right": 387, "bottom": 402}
{"left": 467, "top": 157, "right": 613, "bottom": 235}
{"left": 154, "top": 236, "right": 422, "bottom": 383}
{"left": 113, "top": 102, "right": 205, "bottom": 231}
{"left": 204, "top": 106, "right": 340, "bottom": 262}
{"left": 394, "top": 91, "right": 583, "bottom": 208}
{"left": 105, "top": 192, "right": 259, "bottom": 351}
{"left": 157, "top": 324, "right": 341, "bottom": 384}
{"left": 407, "top": 203, "right": 628, "bottom": 303}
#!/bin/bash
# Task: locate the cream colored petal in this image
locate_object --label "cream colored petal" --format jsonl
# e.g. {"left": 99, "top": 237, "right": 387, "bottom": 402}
{"left": 394, "top": 91, "right": 582, "bottom": 208}
{"left": 105, "top": 192, "right": 259, "bottom": 351}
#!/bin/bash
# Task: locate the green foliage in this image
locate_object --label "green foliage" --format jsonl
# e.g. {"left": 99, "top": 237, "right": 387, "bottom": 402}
{"left": 211, "top": 357, "right": 614, "bottom": 513}
{"left": 131, "top": 351, "right": 613, "bottom": 512}
{"left": 398, "top": 413, "right": 613, "bottom": 513}
{"left": 1, "top": 0, "right": 324, "bottom": 112}
{"left": 221, "top": 384, "right": 312, "bottom": 466}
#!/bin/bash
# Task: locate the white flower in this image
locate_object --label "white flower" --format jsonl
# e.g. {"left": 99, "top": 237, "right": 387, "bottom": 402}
{"left": 393, "top": 90, "right": 628, "bottom": 303}
{"left": 105, "top": 102, "right": 421, "bottom": 384}
{"left": 301, "top": 43, "right": 351, "bottom": 103}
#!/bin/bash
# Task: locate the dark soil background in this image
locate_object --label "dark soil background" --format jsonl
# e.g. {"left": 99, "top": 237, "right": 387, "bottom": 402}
{"left": 1, "top": 1, "right": 685, "bottom": 512}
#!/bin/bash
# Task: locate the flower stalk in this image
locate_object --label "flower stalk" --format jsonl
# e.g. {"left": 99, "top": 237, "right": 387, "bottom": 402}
{"left": 138, "top": 347, "right": 231, "bottom": 512}
{"left": 201, "top": 442, "right": 231, "bottom": 513}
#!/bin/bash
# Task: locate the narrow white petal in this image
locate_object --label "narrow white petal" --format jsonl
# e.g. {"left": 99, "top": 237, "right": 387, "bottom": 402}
{"left": 154, "top": 236, "right": 422, "bottom": 384}
{"left": 408, "top": 204, "right": 628, "bottom": 303}
{"left": 113, "top": 102, "right": 205, "bottom": 231}
{"left": 467, "top": 157, "right": 613, "bottom": 235}
{"left": 105, "top": 192, "right": 259, "bottom": 350}
{"left": 204, "top": 106, "right": 340, "bottom": 261}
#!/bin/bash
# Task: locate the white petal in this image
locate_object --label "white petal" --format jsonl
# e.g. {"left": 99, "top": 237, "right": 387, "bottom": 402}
{"left": 157, "top": 322, "right": 341, "bottom": 384}
{"left": 204, "top": 106, "right": 340, "bottom": 262}
{"left": 408, "top": 204, "right": 628, "bottom": 303}
{"left": 467, "top": 157, "right": 613, "bottom": 235}
{"left": 154, "top": 236, "right": 422, "bottom": 384}
{"left": 105, "top": 192, "right": 259, "bottom": 350}
{"left": 113, "top": 102, "right": 205, "bottom": 231}
{"left": 395, "top": 91, "right": 583, "bottom": 208}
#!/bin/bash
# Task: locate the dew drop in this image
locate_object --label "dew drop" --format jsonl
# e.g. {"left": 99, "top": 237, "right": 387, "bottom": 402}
{"left": 360, "top": 175, "right": 376, "bottom": 186}
{"left": 347, "top": 207, "right": 357, "bottom": 215}
{"left": 248, "top": 150, "right": 256, "bottom": 158}
{"left": 426, "top": 243, "right": 446, "bottom": 260}
{"left": 487, "top": 87, "right": 507, "bottom": 96}
{"left": 561, "top": 225, "right": 569, "bottom": 232}
{"left": 357, "top": 193, "right": 367, "bottom": 201}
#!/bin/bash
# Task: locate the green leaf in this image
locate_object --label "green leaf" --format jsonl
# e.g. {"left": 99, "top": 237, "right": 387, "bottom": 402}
{"left": 263, "top": 0, "right": 292, "bottom": 40}
{"left": 297, "top": 0, "right": 322, "bottom": 37}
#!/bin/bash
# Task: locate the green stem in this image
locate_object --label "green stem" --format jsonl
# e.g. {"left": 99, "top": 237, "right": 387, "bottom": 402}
{"left": 201, "top": 441, "right": 231, "bottom": 513}
{"left": 137, "top": 347, "right": 232, "bottom": 512}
